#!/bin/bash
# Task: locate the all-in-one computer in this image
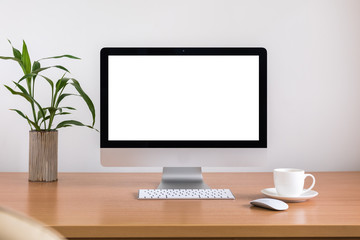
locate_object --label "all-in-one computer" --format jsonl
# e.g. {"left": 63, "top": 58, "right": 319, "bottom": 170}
{"left": 100, "top": 48, "right": 267, "bottom": 197}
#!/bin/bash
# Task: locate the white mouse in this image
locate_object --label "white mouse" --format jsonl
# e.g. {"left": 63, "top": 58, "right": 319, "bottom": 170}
{"left": 250, "top": 198, "right": 288, "bottom": 211}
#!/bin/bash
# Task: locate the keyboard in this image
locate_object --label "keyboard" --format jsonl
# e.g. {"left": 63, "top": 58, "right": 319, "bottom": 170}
{"left": 138, "top": 189, "right": 235, "bottom": 199}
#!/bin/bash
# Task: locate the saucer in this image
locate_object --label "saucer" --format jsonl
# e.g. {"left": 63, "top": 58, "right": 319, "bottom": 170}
{"left": 261, "top": 188, "right": 318, "bottom": 202}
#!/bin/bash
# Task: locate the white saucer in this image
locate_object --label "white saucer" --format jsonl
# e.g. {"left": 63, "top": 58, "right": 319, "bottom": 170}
{"left": 261, "top": 188, "right": 318, "bottom": 202}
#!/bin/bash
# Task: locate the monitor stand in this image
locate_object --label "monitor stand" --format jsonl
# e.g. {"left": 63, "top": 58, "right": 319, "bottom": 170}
{"left": 157, "top": 167, "right": 210, "bottom": 189}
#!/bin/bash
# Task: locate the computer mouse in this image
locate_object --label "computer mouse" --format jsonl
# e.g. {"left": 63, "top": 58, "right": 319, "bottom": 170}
{"left": 250, "top": 198, "right": 288, "bottom": 211}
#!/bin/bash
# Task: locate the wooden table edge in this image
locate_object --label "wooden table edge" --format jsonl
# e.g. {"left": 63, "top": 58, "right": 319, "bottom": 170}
{"left": 55, "top": 224, "right": 360, "bottom": 238}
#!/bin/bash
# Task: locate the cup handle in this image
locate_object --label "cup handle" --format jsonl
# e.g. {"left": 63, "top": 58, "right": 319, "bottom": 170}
{"left": 302, "top": 174, "right": 316, "bottom": 194}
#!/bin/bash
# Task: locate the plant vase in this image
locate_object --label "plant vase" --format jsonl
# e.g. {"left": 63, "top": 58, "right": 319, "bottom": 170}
{"left": 29, "top": 131, "right": 58, "bottom": 182}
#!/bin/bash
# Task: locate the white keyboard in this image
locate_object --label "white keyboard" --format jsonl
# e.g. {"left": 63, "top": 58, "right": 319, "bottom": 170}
{"left": 138, "top": 189, "right": 235, "bottom": 199}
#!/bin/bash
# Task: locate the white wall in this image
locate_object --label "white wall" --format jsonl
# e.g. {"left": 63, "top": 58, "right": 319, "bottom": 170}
{"left": 1, "top": 0, "right": 360, "bottom": 172}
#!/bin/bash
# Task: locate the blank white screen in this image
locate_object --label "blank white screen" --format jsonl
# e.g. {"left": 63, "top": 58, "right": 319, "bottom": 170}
{"left": 108, "top": 56, "right": 259, "bottom": 140}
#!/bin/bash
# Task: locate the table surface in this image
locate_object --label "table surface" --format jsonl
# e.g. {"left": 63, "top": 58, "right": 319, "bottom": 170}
{"left": 0, "top": 172, "right": 360, "bottom": 239}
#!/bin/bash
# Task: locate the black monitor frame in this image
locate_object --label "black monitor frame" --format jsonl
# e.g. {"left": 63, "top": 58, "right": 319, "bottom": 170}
{"left": 101, "top": 47, "right": 267, "bottom": 148}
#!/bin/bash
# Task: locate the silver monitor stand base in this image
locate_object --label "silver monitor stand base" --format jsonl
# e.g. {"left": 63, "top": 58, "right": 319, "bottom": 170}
{"left": 157, "top": 167, "right": 210, "bottom": 189}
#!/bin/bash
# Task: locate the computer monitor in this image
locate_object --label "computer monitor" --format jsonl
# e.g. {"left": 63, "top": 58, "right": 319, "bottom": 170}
{"left": 100, "top": 48, "right": 267, "bottom": 189}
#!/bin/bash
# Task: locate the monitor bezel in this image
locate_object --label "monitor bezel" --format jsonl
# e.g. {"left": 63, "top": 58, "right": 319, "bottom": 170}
{"left": 100, "top": 47, "right": 267, "bottom": 148}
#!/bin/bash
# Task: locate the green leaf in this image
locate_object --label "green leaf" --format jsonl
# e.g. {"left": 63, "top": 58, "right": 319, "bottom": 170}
{"left": 32, "top": 62, "right": 41, "bottom": 88}
{"left": 71, "top": 79, "right": 96, "bottom": 127}
{"left": 18, "top": 73, "right": 37, "bottom": 83}
{"left": 10, "top": 108, "right": 27, "bottom": 119}
{"left": 7, "top": 40, "right": 24, "bottom": 70}
{"left": 40, "top": 115, "right": 50, "bottom": 124}
{"left": 47, "top": 106, "right": 57, "bottom": 115}
{"left": 32, "top": 66, "right": 50, "bottom": 73}
{"left": 4, "top": 85, "right": 33, "bottom": 103}
{"left": 13, "top": 49, "right": 21, "bottom": 59}
{"left": 13, "top": 81, "right": 30, "bottom": 95}
{"left": 0, "top": 56, "right": 22, "bottom": 63}
{"left": 21, "top": 40, "right": 31, "bottom": 74}
{"left": 37, "top": 110, "right": 41, "bottom": 121}
{"left": 33, "top": 65, "right": 70, "bottom": 74}
{"left": 8, "top": 40, "right": 22, "bottom": 60}
{"left": 55, "top": 120, "right": 89, "bottom": 129}
{"left": 53, "top": 65, "right": 70, "bottom": 73}
{"left": 13, "top": 48, "right": 22, "bottom": 60}
{"left": 55, "top": 78, "right": 70, "bottom": 93}
{"left": 37, "top": 109, "right": 48, "bottom": 128}
{"left": 39, "top": 75, "right": 54, "bottom": 94}
{"left": 32, "top": 61, "right": 40, "bottom": 72}
{"left": 40, "top": 111, "right": 71, "bottom": 125}
{"left": 39, "top": 54, "right": 81, "bottom": 61}
{"left": 10, "top": 109, "right": 40, "bottom": 131}
{"left": 55, "top": 107, "right": 76, "bottom": 114}
{"left": 21, "top": 41, "right": 32, "bottom": 93}
{"left": 61, "top": 106, "right": 76, "bottom": 110}
{"left": 31, "top": 62, "right": 39, "bottom": 91}
{"left": 12, "top": 81, "right": 46, "bottom": 125}
{"left": 55, "top": 93, "right": 77, "bottom": 107}
{"left": 37, "top": 108, "right": 47, "bottom": 121}
{"left": 58, "top": 112, "right": 71, "bottom": 115}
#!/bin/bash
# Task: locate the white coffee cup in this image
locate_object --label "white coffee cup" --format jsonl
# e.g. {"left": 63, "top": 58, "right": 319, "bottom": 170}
{"left": 273, "top": 168, "right": 315, "bottom": 197}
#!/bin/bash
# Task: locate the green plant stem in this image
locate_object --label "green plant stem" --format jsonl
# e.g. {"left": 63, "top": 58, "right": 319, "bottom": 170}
{"left": 43, "top": 112, "right": 47, "bottom": 130}
{"left": 48, "top": 110, "right": 54, "bottom": 130}
{"left": 30, "top": 101, "right": 37, "bottom": 126}
{"left": 32, "top": 77, "right": 35, "bottom": 98}
{"left": 48, "top": 97, "right": 56, "bottom": 130}
{"left": 56, "top": 87, "right": 65, "bottom": 108}
{"left": 48, "top": 114, "right": 54, "bottom": 130}
{"left": 48, "top": 85, "right": 65, "bottom": 130}
{"left": 48, "top": 78, "right": 55, "bottom": 130}
{"left": 24, "top": 72, "right": 37, "bottom": 126}
{"left": 30, "top": 77, "right": 38, "bottom": 128}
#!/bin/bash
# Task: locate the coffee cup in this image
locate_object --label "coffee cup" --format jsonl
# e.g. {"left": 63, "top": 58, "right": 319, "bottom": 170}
{"left": 273, "top": 168, "right": 315, "bottom": 197}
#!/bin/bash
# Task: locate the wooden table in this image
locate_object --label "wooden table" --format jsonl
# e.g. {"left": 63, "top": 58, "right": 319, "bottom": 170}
{"left": 0, "top": 172, "right": 360, "bottom": 240}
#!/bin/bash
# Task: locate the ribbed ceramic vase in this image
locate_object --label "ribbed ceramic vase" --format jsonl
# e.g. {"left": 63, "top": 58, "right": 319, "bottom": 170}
{"left": 29, "top": 130, "right": 58, "bottom": 182}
